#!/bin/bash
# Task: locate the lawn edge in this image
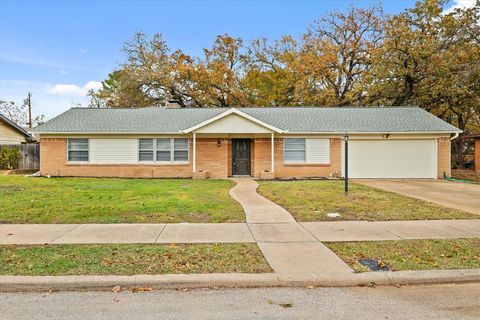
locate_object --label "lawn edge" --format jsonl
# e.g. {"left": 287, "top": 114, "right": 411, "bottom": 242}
{"left": 0, "top": 269, "right": 479, "bottom": 292}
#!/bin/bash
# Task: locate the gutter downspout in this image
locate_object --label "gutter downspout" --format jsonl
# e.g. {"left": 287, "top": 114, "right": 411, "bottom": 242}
{"left": 445, "top": 132, "right": 461, "bottom": 179}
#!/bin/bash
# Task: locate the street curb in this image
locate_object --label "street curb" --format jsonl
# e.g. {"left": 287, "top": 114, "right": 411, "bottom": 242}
{"left": 0, "top": 269, "right": 479, "bottom": 292}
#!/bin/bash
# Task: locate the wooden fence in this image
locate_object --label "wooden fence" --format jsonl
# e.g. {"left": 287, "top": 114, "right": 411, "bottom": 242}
{"left": 0, "top": 144, "right": 40, "bottom": 170}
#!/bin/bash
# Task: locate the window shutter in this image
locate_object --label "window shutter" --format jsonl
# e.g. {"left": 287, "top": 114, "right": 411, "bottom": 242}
{"left": 306, "top": 139, "right": 330, "bottom": 164}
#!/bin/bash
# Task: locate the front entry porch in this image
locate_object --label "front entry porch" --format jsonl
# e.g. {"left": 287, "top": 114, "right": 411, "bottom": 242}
{"left": 191, "top": 134, "right": 276, "bottom": 179}
{"left": 182, "top": 108, "right": 283, "bottom": 179}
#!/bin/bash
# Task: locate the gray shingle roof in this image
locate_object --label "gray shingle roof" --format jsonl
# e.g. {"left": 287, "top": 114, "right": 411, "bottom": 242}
{"left": 33, "top": 106, "right": 460, "bottom": 134}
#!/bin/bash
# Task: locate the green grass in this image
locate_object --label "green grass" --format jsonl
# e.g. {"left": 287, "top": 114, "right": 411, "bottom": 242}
{"left": 0, "top": 176, "right": 245, "bottom": 223}
{"left": 326, "top": 238, "right": 480, "bottom": 272}
{"left": 0, "top": 243, "right": 272, "bottom": 275}
{"left": 258, "top": 180, "right": 476, "bottom": 221}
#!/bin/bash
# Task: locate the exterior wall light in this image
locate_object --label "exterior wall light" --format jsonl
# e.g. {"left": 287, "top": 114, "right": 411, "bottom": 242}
{"left": 217, "top": 140, "right": 222, "bottom": 147}
{"left": 383, "top": 134, "right": 390, "bottom": 139}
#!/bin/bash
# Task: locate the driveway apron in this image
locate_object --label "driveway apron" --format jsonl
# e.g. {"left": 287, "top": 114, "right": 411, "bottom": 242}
{"left": 356, "top": 179, "right": 480, "bottom": 215}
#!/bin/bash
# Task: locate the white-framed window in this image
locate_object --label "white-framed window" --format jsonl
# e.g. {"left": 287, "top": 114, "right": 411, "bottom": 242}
{"left": 284, "top": 138, "right": 330, "bottom": 164}
{"left": 156, "top": 138, "right": 171, "bottom": 161}
{"left": 284, "top": 138, "right": 306, "bottom": 163}
{"left": 138, "top": 138, "right": 189, "bottom": 163}
{"left": 67, "top": 138, "right": 89, "bottom": 162}
{"left": 174, "top": 138, "right": 189, "bottom": 161}
{"left": 139, "top": 139, "right": 154, "bottom": 161}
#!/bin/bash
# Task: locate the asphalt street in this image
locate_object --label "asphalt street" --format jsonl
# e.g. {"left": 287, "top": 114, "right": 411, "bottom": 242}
{"left": 1, "top": 283, "right": 479, "bottom": 320}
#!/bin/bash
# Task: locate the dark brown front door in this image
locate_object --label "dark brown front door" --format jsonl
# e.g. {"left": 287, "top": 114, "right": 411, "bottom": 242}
{"left": 232, "top": 139, "right": 251, "bottom": 176}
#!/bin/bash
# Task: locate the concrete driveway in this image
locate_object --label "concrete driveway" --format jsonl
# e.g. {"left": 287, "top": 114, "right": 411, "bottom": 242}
{"left": 356, "top": 179, "right": 480, "bottom": 215}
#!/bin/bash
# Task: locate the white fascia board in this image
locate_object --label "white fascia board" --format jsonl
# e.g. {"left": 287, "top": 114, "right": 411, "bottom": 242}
{"left": 282, "top": 131, "right": 462, "bottom": 135}
{"left": 34, "top": 132, "right": 184, "bottom": 135}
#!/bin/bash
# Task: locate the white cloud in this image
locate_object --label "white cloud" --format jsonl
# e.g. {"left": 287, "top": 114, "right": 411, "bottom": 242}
{"left": 46, "top": 81, "right": 102, "bottom": 97}
{"left": 84, "top": 81, "right": 102, "bottom": 91}
{"left": 60, "top": 70, "right": 67, "bottom": 75}
{"left": 0, "top": 79, "right": 88, "bottom": 119}
{"left": 444, "top": 0, "right": 476, "bottom": 14}
{"left": 79, "top": 49, "right": 87, "bottom": 54}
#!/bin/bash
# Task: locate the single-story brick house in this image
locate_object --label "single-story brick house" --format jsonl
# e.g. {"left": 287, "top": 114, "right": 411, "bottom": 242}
{"left": 33, "top": 106, "right": 460, "bottom": 179}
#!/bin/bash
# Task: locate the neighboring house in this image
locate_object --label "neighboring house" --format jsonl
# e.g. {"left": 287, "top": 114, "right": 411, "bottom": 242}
{"left": 33, "top": 106, "right": 460, "bottom": 179}
{"left": 0, "top": 114, "right": 36, "bottom": 144}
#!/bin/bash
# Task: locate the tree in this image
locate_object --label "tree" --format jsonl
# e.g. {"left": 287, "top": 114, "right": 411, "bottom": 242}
{"left": 0, "top": 97, "right": 45, "bottom": 127}
{"left": 93, "top": 69, "right": 154, "bottom": 108}
{"left": 368, "top": 0, "right": 480, "bottom": 165}
{"left": 186, "top": 34, "right": 248, "bottom": 107}
{"left": 0, "top": 100, "right": 25, "bottom": 125}
{"left": 300, "top": 5, "right": 384, "bottom": 106}
{"left": 243, "top": 36, "right": 301, "bottom": 106}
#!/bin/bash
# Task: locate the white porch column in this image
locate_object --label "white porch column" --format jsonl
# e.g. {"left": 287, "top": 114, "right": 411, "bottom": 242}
{"left": 193, "top": 132, "right": 196, "bottom": 172}
{"left": 271, "top": 132, "right": 275, "bottom": 173}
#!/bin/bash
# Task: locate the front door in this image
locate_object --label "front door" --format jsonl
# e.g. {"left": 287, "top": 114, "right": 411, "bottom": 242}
{"left": 232, "top": 139, "right": 251, "bottom": 176}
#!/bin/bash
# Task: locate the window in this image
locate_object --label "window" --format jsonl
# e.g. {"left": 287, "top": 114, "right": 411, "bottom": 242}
{"left": 284, "top": 138, "right": 306, "bottom": 162}
{"left": 68, "top": 138, "right": 89, "bottom": 162}
{"left": 139, "top": 139, "right": 154, "bottom": 161}
{"left": 174, "top": 139, "right": 189, "bottom": 161}
{"left": 283, "top": 138, "right": 330, "bottom": 164}
{"left": 156, "top": 139, "right": 171, "bottom": 161}
{"left": 138, "top": 138, "right": 189, "bottom": 163}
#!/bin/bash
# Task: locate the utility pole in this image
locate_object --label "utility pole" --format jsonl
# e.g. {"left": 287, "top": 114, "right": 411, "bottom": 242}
{"left": 27, "top": 92, "right": 32, "bottom": 128}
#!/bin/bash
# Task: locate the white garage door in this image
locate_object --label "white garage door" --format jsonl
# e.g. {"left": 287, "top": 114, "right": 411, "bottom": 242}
{"left": 342, "top": 140, "right": 437, "bottom": 178}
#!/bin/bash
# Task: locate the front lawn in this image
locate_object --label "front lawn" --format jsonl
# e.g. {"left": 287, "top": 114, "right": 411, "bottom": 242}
{"left": 326, "top": 238, "right": 480, "bottom": 272}
{"left": 0, "top": 177, "right": 244, "bottom": 223}
{"left": 258, "top": 181, "right": 476, "bottom": 221}
{"left": 0, "top": 243, "right": 272, "bottom": 275}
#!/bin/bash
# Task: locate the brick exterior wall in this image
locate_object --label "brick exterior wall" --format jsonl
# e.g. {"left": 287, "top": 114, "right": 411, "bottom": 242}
{"left": 40, "top": 136, "right": 449, "bottom": 179}
{"left": 252, "top": 138, "right": 342, "bottom": 178}
{"left": 196, "top": 138, "right": 229, "bottom": 178}
{"left": 437, "top": 137, "right": 451, "bottom": 178}
{"left": 40, "top": 137, "right": 193, "bottom": 178}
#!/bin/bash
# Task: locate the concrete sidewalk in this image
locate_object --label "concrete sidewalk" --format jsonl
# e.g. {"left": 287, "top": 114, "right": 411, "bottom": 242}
{"left": 1, "top": 220, "right": 478, "bottom": 245}
{"left": 0, "top": 223, "right": 255, "bottom": 244}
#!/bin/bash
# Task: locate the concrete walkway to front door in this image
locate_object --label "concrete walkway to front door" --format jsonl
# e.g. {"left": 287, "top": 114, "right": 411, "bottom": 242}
{"left": 230, "top": 179, "right": 355, "bottom": 277}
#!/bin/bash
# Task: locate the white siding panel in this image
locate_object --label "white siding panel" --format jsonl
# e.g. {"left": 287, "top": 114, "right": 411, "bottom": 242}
{"left": 306, "top": 139, "right": 330, "bottom": 163}
{"left": 89, "top": 139, "right": 138, "bottom": 163}
{"left": 342, "top": 139, "right": 436, "bottom": 178}
{"left": 196, "top": 114, "right": 272, "bottom": 133}
{"left": 0, "top": 121, "right": 26, "bottom": 144}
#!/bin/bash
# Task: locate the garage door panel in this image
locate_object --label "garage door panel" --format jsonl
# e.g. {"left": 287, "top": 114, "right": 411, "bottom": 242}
{"left": 345, "top": 140, "right": 436, "bottom": 179}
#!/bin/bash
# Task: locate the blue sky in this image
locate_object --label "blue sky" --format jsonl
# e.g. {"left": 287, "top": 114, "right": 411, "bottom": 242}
{"left": 0, "top": 0, "right": 469, "bottom": 120}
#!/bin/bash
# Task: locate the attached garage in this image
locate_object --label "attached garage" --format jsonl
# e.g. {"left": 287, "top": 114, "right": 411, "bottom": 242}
{"left": 343, "top": 139, "right": 437, "bottom": 179}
